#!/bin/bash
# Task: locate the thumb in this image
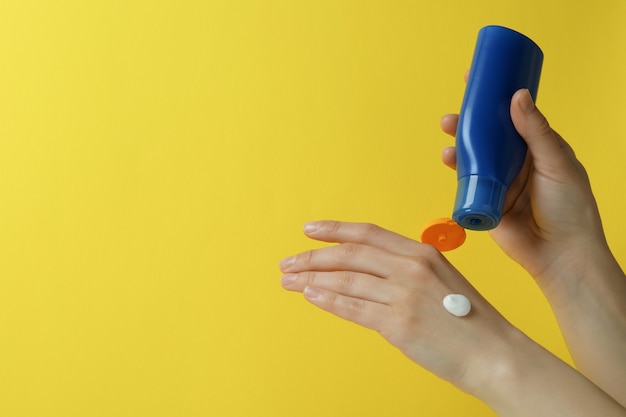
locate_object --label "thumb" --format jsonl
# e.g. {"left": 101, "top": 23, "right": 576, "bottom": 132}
{"left": 510, "top": 89, "right": 575, "bottom": 171}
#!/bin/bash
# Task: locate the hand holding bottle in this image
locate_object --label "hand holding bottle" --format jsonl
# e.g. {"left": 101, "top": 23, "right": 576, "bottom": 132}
{"left": 441, "top": 88, "right": 626, "bottom": 403}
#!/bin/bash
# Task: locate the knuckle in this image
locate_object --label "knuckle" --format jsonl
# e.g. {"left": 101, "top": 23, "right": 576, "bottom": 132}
{"left": 346, "top": 298, "right": 366, "bottom": 315}
{"left": 396, "top": 252, "right": 442, "bottom": 287}
{"left": 338, "top": 243, "right": 360, "bottom": 260}
{"left": 420, "top": 243, "right": 441, "bottom": 259}
{"left": 536, "top": 115, "right": 553, "bottom": 136}
{"left": 300, "top": 249, "right": 314, "bottom": 265}
{"left": 404, "top": 256, "right": 432, "bottom": 275}
{"left": 328, "top": 220, "right": 343, "bottom": 235}
{"left": 356, "top": 222, "right": 381, "bottom": 240}
{"left": 319, "top": 291, "right": 367, "bottom": 318}
{"left": 322, "top": 291, "right": 338, "bottom": 307}
{"left": 337, "top": 271, "right": 357, "bottom": 291}
{"left": 302, "top": 270, "right": 317, "bottom": 286}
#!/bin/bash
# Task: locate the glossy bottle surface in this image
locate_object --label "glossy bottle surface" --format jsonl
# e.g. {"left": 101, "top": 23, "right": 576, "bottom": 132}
{"left": 452, "top": 26, "right": 543, "bottom": 230}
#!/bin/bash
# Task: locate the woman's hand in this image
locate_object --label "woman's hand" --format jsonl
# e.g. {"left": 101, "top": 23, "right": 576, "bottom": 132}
{"left": 441, "top": 89, "right": 606, "bottom": 284}
{"left": 279, "top": 221, "right": 626, "bottom": 416}
{"left": 279, "top": 220, "right": 518, "bottom": 395}
{"left": 441, "top": 88, "right": 626, "bottom": 404}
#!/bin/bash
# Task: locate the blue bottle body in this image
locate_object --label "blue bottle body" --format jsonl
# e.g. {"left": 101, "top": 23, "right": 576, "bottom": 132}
{"left": 452, "top": 26, "right": 543, "bottom": 230}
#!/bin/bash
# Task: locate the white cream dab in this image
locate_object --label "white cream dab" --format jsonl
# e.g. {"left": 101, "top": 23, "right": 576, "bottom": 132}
{"left": 443, "top": 294, "right": 472, "bottom": 317}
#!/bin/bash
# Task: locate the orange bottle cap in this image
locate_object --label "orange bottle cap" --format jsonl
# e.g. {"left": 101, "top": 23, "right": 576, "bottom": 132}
{"left": 420, "top": 218, "right": 466, "bottom": 252}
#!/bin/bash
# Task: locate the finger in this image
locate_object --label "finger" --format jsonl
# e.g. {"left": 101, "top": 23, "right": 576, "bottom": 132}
{"left": 281, "top": 271, "right": 397, "bottom": 304}
{"left": 301, "top": 221, "right": 427, "bottom": 258}
{"left": 510, "top": 89, "right": 576, "bottom": 174}
{"left": 280, "top": 242, "right": 403, "bottom": 277}
{"left": 440, "top": 114, "right": 459, "bottom": 137}
{"left": 302, "top": 286, "right": 391, "bottom": 332}
{"left": 441, "top": 146, "right": 457, "bottom": 170}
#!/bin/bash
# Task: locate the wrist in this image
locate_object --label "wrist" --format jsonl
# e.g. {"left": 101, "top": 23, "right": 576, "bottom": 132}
{"left": 463, "top": 326, "right": 533, "bottom": 408}
{"left": 468, "top": 328, "right": 626, "bottom": 417}
{"left": 531, "top": 239, "right": 626, "bottom": 405}
{"left": 534, "top": 238, "right": 625, "bottom": 310}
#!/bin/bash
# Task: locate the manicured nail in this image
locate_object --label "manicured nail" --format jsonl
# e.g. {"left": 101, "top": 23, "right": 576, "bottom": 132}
{"left": 281, "top": 273, "right": 297, "bottom": 285}
{"left": 304, "top": 286, "right": 321, "bottom": 299}
{"left": 519, "top": 89, "right": 535, "bottom": 114}
{"left": 279, "top": 256, "right": 296, "bottom": 270}
{"left": 303, "top": 222, "right": 320, "bottom": 234}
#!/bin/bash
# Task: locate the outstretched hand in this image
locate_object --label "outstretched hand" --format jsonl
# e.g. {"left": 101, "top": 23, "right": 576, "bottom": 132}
{"left": 280, "top": 220, "right": 519, "bottom": 395}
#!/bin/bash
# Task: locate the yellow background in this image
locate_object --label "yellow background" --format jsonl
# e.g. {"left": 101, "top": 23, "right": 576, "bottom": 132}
{"left": 0, "top": 1, "right": 625, "bottom": 416}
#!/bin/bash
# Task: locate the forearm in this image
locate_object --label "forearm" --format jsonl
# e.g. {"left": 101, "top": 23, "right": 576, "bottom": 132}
{"left": 534, "top": 241, "right": 626, "bottom": 404}
{"left": 470, "top": 328, "right": 626, "bottom": 417}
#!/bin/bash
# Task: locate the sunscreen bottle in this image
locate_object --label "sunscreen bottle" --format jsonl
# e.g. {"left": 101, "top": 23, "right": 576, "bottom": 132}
{"left": 452, "top": 26, "right": 543, "bottom": 230}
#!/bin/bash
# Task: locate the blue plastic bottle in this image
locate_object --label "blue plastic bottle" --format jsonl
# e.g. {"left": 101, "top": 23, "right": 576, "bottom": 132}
{"left": 452, "top": 26, "right": 543, "bottom": 231}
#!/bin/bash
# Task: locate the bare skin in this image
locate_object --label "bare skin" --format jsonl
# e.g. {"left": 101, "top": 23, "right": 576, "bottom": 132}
{"left": 280, "top": 221, "right": 625, "bottom": 416}
{"left": 280, "top": 88, "right": 626, "bottom": 415}
{"left": 442, "top": 89, "right": 626, "bottom": 404}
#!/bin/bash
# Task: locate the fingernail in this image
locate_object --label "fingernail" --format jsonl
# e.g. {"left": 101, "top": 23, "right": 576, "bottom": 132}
{"left": 304, "top": 286, "right": 321, "bottom": 299}
{"left": 281, "top": 273, "right": 297, "bottom": 285}
{"left": 303, "top": 222, "right": 320, "bottom": 234}
{"left": 279, "top": 256, "right": 295, "bottom": 270}
{"left": 519, "top": 89, "right": 535, "bottom": 114}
